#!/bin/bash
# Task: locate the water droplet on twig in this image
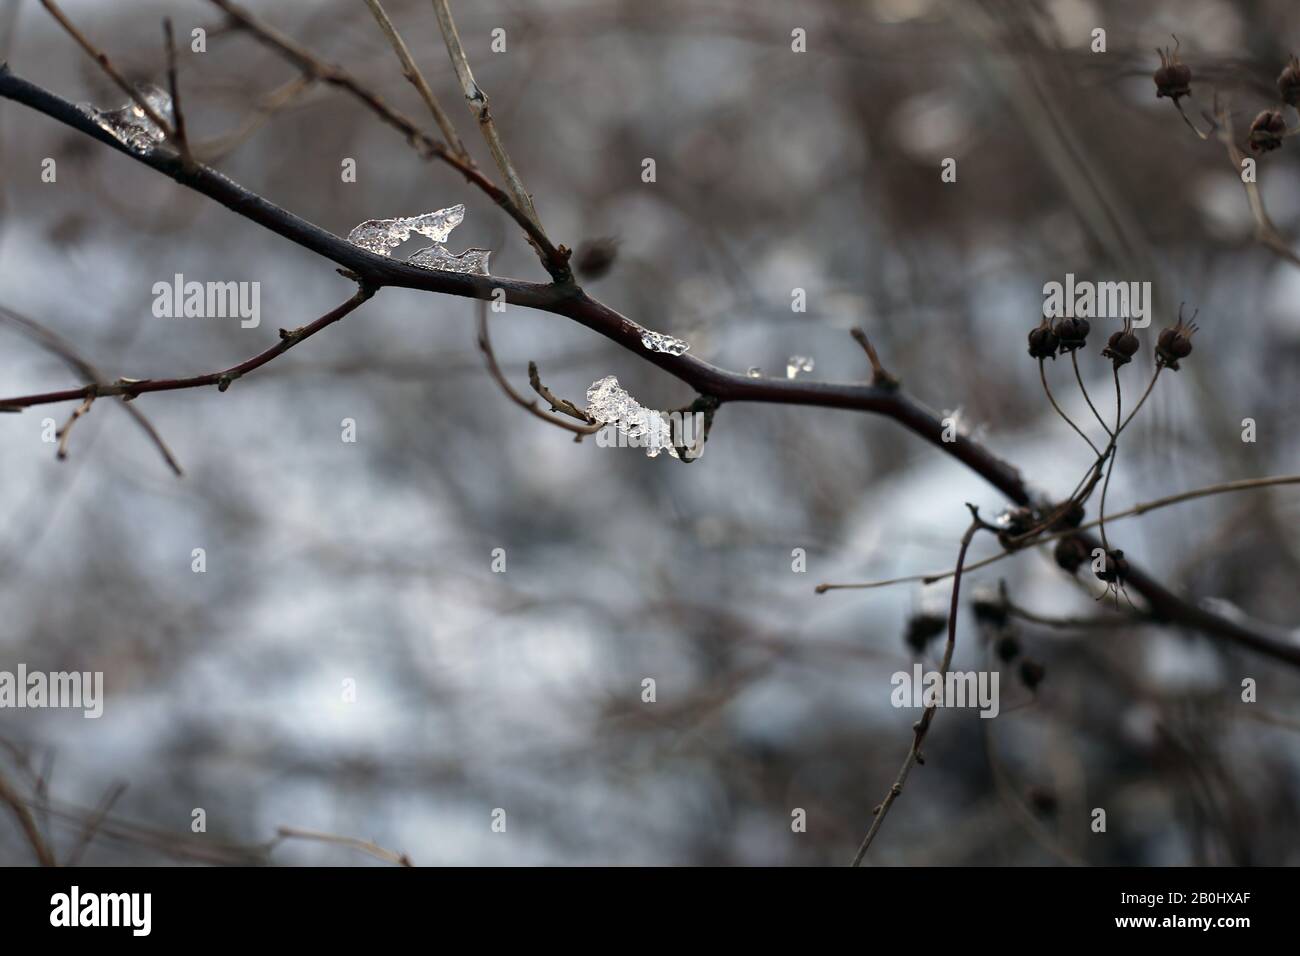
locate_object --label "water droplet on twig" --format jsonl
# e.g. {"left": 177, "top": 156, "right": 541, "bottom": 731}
{"left": 786, "top": 356, "right": 815, "bottom": 379}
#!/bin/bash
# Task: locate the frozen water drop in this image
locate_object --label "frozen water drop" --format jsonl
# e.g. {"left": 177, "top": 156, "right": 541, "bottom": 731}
{"left": 746, "top": 366, "right": 763, "bottom": 378}
{"left": 79, "top": 84, "right": 172, "bottom": 152}
{"left": 786, "top": 356, "right": 815, "bottom": 379}
{"left": 640, "top": 329, "right": 691, "bottom": 356}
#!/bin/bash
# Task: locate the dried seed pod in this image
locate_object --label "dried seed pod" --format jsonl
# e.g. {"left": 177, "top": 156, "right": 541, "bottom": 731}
{"left": 1154, "top": 41, "right": 1191, "bottom": 102}
{"left": 905, "top": 612, "right": 947, "bottom": 654}
{"left": 1278, "top": 55, "right": 1300, "bottom": 108}
{"left": 1027, "top": 317, "right": 1059, "bottom": 360}
{"left": 1101, "top": 320, "right": 1140, "bottom": 369}
{"left": 574, "top": 237, "right": 620, "bottom": 280}
{"left": 1019, "top": 658, "right": 1046, "bottom": 691}
{"left": 1155, "top": 305, "right": 1199, "bottom": 371}
{"left": 1054, "top": 535, "right": 1090, "bottom": 573}
{"left": 1248, "top": 109, "right": 1287, "bottom": 152}
{"left": 1053, "top": 316, "right": 1091, "bottom": 353}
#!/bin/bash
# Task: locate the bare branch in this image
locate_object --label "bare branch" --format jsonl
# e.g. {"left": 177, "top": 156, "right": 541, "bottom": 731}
{"left": 0, "top": 286, "right": 374, "bottom": 409}
{"left": 162, "top": 17, "right": 195, "bottom": 172}
{"left": 0, "top": 770, "right": 57, "bottom": 866}
{"left": 430, "top": 0, "right": 544, "bottom": 232}
{"left": 0, "top": 65, "right": 1292, "bottom": 669}
{"left": 362, "top": 0, "right": 472, "bottom": 162}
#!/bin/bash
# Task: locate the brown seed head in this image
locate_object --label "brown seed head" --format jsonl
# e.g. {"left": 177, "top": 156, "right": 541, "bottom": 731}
{"left": 1248, "top": 109, "right": 1287, "bottom": 152}
{"left": 1278, "top": 55, "right": 1300, "bottom": 107}
{"left": 1154, "top": 40, "right": 1192, "bottom": 102}
{"left": 1155, "top": 305, "right": 1199, "bottom": 370}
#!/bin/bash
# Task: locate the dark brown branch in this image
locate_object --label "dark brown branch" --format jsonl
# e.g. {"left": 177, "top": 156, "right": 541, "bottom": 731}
{"left": 0, "top": 66, "right": 1295, "bottom": 670}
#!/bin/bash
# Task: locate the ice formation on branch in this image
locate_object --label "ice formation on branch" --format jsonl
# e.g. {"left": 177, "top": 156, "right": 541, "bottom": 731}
{"left": 640, "top": 330, "right": 690, "bottom": 356}
{"left": 79, "top": 85, "right": 172, "bottom": 152}
{"left": 347, "top": 204, "right": 491, "bottom": 276}
{"left": 585, "top": 375, "right": 681, "bottom": 459}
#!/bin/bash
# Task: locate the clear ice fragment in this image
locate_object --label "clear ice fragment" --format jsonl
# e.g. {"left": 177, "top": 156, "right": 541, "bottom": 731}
{"left": 786, "top": 356, "right": 815, "bottom": 379}
{"left": 640, "top": 329, "right": 690, "bottom": 356}
{"left": 585, "top": 375, "right": 680, "bottom": 459}
{"left": 746, "top": 366, "right": 763, "bottom": 378}
{"left": 407, "top": 245, "right": 491, "bottom": 276}
{"left": 347, "top": 205, "right": 465, "bottom": 255}
{"left": 78, "top": 85, "right": 172, "bottom": 152}
{"left": 346, "top": 204, "right": 490, "bottom": 276}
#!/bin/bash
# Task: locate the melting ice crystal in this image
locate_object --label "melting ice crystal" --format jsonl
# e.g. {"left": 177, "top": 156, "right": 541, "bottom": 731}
{"left": 79, "top": 85, "right": 172, "bottom": 152}
{"left": 640, "top": 330, "right": 690, "bottom": 356}
{"left": 585, "top": 375, "right": 680, "bottom": 459}
{"left": 346, "top": 204, "right": 490, "bottom": 276}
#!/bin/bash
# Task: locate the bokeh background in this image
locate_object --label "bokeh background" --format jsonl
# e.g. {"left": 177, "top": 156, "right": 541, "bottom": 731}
{"left": 2, "top": 0, "right": 1299, "bottom": 865}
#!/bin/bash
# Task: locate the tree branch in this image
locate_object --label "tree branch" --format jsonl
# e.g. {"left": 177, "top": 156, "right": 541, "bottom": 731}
{"left": 0, "top": 65, "right": 1294, "bottom": 670}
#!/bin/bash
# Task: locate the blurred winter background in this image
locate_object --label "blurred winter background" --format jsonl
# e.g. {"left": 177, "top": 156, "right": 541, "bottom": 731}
{"left": 2, "top": 0, "right": 1299, "bottom": 865}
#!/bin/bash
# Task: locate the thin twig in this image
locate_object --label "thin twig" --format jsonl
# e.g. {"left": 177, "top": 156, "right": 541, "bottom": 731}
{"left": 430, "top": 0, "right": 544, "bottom": 231}
{"left": 1040, "top": 358, "right": 1100, "bottom": 455}
{"left": 0, "top": 771, "right": 57, "bottom": 866}
{"left": 850, "top": 327, "right": 899, "bottom": 390}
{"left": 362, "top": 0, "right": 471, "bottom": 162}
{"left": 162, "top": 18, "right": 195, "bottom": 172}
{"left": 55, "top": 393, "right": 95, "bottom": 461}
{"left": 64, "top": 781, "right": 128, "bottom": 866}
{"left": 527, "top": 362, "right": 598, "bottom": 425}
{"left": 476, "top": 300, "right": 601, "bottom": 437}
{"left": 851, "top": 506, "right": 989, "bottom": 865}
{"left": 269, "top": 825, "right": 413, "bottom": 866}
{"left": 1, "top": 287, "right": 374, "bottom": 408}
{"left": 0, "top": 305, "right": 184, "bottom": 475}
{"left": 817, "top": 474, "right": 1300, "bottom": 594}
{"left": 1071, "top": 351, "right": 1112, "bottom": 438}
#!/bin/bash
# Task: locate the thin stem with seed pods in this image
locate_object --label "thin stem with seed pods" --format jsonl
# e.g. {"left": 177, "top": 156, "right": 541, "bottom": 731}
{"left": 1040, "top": 358, "right": 1100, "bottom": 456}
{"left": 1072, "top": 350, "right": 1113, "bottom": 438}
{"left": 817, "top": 473, "right": 1300, "bottom": 643}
